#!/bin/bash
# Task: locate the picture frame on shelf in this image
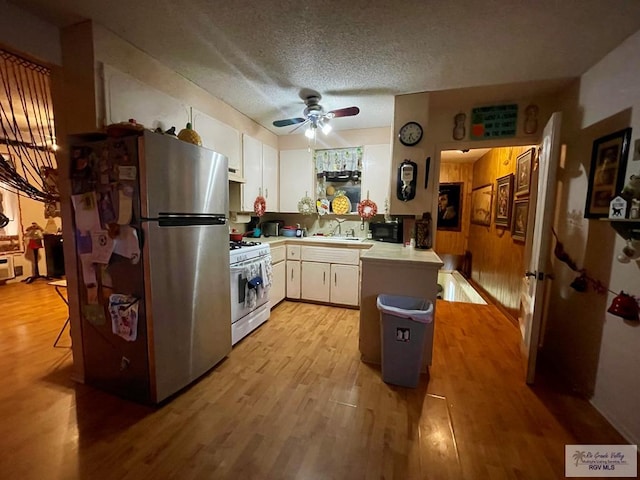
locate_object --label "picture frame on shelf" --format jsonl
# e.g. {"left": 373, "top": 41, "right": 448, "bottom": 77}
{"left": 495, "top": 174, "right": 513, "bottom": 228}
{"left": 515, "top": 148, "right": 534, "bottom": 196}
{"left": 470, "top": 183, "right": 493, "bottom": 226}
{"left": 584, "top": 127, "right": 632, "bottom": 219}
{"left": 512, "top": 198, "right": 529, "bottom": 242}
{"left": 437, "top": 182, "right": 463, "bottom": 231}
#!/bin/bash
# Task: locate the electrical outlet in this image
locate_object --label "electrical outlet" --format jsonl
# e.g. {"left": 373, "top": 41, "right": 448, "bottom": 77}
{"left": 14, "top": 265, "right": 23, "bottom": 276}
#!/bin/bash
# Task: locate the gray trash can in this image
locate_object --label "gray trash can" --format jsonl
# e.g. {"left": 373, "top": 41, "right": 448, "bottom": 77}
{"left": 377, "top": 294, "right": 434, "bottom": 388}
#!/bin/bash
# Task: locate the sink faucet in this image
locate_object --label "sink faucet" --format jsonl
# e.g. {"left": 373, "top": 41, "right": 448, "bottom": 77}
{"left": 332, "top": 222, "right": 342, "bottom": 236}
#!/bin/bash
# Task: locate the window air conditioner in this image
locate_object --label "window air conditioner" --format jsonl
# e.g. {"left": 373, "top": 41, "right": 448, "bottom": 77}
{"left": 0, "top": 256, "right": 15, "bottom": 281}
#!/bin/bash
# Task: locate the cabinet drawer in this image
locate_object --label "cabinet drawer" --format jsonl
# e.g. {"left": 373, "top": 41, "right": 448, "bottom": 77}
{"left": 287, "top": 245, "right": 301, "bottom": 260}
{"left": 271, "top": 245, "right": 286, "bottom": 264}
{"left": 301, "top": 246, "right": 360, "bottom": 265}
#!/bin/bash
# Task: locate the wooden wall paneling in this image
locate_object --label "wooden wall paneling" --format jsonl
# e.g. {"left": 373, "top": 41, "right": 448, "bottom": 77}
{"left": 436, "top": 162, "right": 473, "bottom": 257}
{"left": 466, "top": 146, "right": 534, "bottom": 320}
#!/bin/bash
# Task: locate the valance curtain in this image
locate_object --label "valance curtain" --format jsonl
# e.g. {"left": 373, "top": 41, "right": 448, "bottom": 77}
{"left": 0, "top": 49, "right": 59, "bottom": 214}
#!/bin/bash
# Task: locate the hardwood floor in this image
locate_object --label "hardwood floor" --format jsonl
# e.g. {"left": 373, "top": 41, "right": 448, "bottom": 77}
{"left": 0, "top": 281, "right": 630, "bottom": 479}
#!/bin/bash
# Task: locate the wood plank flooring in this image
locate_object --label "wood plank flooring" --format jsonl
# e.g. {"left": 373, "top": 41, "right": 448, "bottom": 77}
{"left": 0, "top": 281, "right": 630, "bottom": 479}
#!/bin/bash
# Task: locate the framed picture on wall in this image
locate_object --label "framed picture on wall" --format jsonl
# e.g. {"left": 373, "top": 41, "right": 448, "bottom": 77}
{"left": 584, "top": 128, "right": 632, "bottom": 218}
{"left": 470, "top": 184, "right": 493, "bottom": 226}
{"left": 495, "top": 174, "right": 513, "bottom": 227}
{"left": 515, "top": 148, "right": 534, "bottom": 196}
{"left": 512, "top": 198, "right": 529, "bottom": 242}
{"left": 437, "top": 182, "right": 463, "bottom": 231}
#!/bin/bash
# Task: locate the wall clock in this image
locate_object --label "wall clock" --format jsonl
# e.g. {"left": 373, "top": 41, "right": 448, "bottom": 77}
{"left": 398, "top": 121, "right": 423, "bottom": 146}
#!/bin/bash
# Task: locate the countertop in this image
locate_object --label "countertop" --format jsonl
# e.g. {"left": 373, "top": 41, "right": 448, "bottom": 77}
{"left": 256, "top": 236, "right": 443, "bottom": 266}
{"left": 361, "top": 242, "right": 443, "bottom": 266}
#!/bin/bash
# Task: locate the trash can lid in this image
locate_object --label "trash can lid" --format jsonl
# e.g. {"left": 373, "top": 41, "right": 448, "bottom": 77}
{"left": 376, "top": 294, "right": 433, "bottom": 323}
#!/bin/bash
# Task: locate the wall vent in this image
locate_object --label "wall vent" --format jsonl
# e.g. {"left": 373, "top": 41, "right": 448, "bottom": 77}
{"left": 0, "top": 256, "right": 15, "bottom": 281}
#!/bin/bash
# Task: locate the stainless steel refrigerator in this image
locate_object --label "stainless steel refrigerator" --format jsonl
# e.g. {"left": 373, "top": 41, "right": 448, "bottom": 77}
{"left": 69, "top": 131, "right": 231, "bottom": 404}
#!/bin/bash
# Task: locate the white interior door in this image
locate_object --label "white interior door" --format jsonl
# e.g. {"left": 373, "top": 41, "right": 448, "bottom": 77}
{"left": 519, "top": 112, "right": 562, "bottom": 384}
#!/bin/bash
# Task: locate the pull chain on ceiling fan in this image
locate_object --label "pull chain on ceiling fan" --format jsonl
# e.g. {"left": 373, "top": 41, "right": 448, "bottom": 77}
{"left": 273, "top": 92, "right": 359, "bottom": 140}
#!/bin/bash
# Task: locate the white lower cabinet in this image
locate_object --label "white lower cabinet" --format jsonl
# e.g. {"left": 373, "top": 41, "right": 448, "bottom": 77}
{"left": 300, "top": 246, "right": 360, "bottom": 306}
{"left": 301, "top": 262, "right": 330, "bottom": 302}
{"left": 286, "top": 260, "right": 301, "bottom": 299}
{"left": 329, "top": 264, "right": 359, "bottom": 306}
{"left": 269, "top": 245, "right": 286, "bottom": 309}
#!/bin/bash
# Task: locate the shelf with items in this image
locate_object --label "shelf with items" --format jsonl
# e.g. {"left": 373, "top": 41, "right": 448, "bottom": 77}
{"left": 599, "top": 218, "right": 640, "bottom": 240}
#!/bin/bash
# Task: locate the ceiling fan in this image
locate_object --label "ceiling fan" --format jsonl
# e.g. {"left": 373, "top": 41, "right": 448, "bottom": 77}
{"left": 273, "top": 91, "right": 359, "bottom": 139}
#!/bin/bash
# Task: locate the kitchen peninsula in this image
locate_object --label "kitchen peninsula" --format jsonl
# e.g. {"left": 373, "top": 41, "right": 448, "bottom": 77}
{"left": 359, "top": 243, "right": 443, "bottom": 370}
{"left": 260, "top": 236, "right": 443, "bottom": 371}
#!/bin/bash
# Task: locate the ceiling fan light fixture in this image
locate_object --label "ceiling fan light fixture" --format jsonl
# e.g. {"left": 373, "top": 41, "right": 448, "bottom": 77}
{"left": 320, "top": 118, "right": 332, "bottom": 135}
{"left": 305, "top": 125, "right": 316, "bottom": 139}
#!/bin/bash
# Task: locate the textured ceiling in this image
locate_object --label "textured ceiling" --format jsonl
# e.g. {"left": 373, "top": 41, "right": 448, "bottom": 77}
{"left": 12, "top": 0, "right": 640, "bottom": 135}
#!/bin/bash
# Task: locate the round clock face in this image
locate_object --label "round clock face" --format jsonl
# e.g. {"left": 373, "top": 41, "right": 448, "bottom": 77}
{"left": 398, "top": 122, "right": 423, "bottom": 146}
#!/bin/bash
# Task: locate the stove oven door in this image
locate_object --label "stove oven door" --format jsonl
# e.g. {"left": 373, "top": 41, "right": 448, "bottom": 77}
{"left": 230, "top": 258, "right": 270, "bottom": 324}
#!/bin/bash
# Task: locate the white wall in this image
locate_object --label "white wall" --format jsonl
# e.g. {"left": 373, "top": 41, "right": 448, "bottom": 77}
{"left": 0, "top": 0, "right": 61, "bottom": 65}
{"left": 547, "top": 29, "right": 640, "bottom": 444}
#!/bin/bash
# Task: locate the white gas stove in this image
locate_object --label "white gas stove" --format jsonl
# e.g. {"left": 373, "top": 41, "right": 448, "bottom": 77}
{"left": 229, "top": 241, "right": 272, "bottom": 345}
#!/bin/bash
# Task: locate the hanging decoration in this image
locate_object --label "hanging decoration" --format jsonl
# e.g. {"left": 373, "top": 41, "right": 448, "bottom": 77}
{"left": 297, "top": 193, "right": 315, "bottom": 215}
{"left": 0, "top": 49, "right": 59, "bottom": 210}
{"left": 552, "top": 228, "right": 639, "bottom": 321}
{"left": 253, "top": 195, "right": 266, "bottom": 217}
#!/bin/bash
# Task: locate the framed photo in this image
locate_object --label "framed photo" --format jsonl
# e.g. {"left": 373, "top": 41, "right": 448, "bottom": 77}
{"left": 515, "top": 148, "right": 534, "bottom": 196}
{"left": 495, "top": 174, "right": 513, "bottom": 227}
{"left": 512, "top": 198, "right": 529, "bottom": 242}
{"left": 584, "top": 128, "right": 632, "bottom": 218}
{"left": 470, "top": 183, "right": 493, "bottom": 226}
{"left": 437, "top": 182, "right": 463, "bottom": 231}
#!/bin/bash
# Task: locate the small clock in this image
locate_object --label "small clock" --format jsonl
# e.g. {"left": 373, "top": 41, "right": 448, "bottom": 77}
{"left": 398, "top": 121, "right": 423, "bottom": 146}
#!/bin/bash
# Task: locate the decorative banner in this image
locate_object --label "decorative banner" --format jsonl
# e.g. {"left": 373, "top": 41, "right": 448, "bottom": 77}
{"left": 471, "top": 104, "right": 518, "bottom": 140}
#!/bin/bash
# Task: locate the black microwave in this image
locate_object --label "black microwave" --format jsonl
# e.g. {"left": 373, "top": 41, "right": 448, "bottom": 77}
{"left": 369, "top": 221, "right": 403, "bottom": 243}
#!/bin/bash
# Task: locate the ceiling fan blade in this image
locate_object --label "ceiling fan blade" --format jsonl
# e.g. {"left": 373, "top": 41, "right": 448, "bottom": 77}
{"left": 273, "top": 117, "right": 306, "bottom": 127}
{"left": 328, "top": 106, "right": 360, "bottom": 118}
{"left": 289, "top": 120, "right": 309, "bottom": 134}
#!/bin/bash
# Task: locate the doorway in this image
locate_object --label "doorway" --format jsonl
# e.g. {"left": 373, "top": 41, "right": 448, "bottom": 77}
{"left": 434, "top": 145, "right": 536, "bottom": 318}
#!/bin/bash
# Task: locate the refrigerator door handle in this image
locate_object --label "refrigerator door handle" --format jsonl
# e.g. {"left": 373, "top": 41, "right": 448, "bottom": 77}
{"left": 142, "top": 214, "right": 228, "bottom": 227}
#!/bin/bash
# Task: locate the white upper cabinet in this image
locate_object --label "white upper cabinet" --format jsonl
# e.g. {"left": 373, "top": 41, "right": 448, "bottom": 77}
{"left": 262, "top": 143, "right": 279, "bottom": 212}
{"left": 242, "top": 134, "right": 263, "bottom": 211}
{"left": 241, "top": 134, "right": 279, "bottom": 212}
{"left": 280, "top": 149, "right": 314, "bottom": 213}
{"left": 361, "top": 144, "right": 392, "bottom": 211}
{"left": 193, "top": 109, "right": 241, "bottom": 174}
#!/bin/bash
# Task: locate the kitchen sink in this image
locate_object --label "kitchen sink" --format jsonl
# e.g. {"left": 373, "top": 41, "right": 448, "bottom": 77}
{"left": 306, "top": 236, "right": 366, "bottom": 243}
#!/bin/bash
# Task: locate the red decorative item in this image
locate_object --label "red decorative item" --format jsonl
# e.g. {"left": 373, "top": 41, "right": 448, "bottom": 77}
{"left": 607, "top": 291, "right": 639, "bottom": 321}
{"left": 253, "top": 196, "right": 266, "bottom": 217}
{"left": 357, "top": 198, "right": 378, "bottom": 220}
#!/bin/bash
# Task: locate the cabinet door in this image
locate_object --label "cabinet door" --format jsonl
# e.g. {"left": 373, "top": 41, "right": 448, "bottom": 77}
{"left": 270, "top": 260, "right": 286, "bottom": 309}
{"left": 280, "top": 149, "right": 314, "bottom": 213}
{"left": 262, "top": 143, "right": 279, "bottom": 212}
{"left": 286, "top": 260, "right": 301, "bottom": 299}
{"left": 361, "top": 144, "right": 392, "bottom": 212}
{"left": 193, "top": 109, "right": 242, "bottom": 173}
{"left": 330, "top": 264, "right": 360, "bottom": 306}
{"left": 242, "top": 134, "right": 262, "bottom": 211}
{"left": 301, "top": 261, "right": 330, "bottom": 302}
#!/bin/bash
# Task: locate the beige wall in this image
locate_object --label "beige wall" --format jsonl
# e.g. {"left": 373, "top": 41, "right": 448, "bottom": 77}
{"left": 92, "top": 24, "right": 277, "bottom": 148}
{"left": 391, "top": 81, "right": 565, "bottom": 220}
{"left": 543, "top": 29, "right": 640, "bottom": 444}
{"left": 278, "top": 127, "right": 392, "bottom": 151}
